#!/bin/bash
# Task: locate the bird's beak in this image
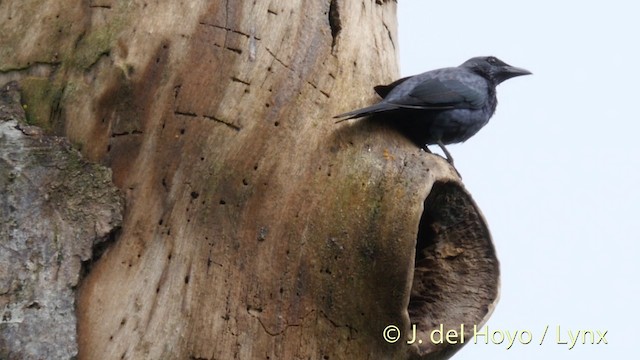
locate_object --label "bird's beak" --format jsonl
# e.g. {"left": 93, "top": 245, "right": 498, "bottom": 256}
{"left": 495, "top": 64, "right": 531, "bottom": 84}
{"left": 503, "top": 65, "right": 532, "bottom": 77}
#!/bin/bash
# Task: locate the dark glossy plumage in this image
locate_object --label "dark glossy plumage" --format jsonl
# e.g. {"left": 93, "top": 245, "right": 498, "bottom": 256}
{"left": 335, "top": 56, "right": 531, "bottom": 164}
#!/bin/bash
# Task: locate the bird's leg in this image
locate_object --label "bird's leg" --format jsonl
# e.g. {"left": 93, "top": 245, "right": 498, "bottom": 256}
{"left": 437, "top": 141, "right": 454, "bottom": 165}
{"left": 436, "top": 141, "right": 462, "bottom": 178}
{"left": 421, "top": 144, "right": 433, "bottom": 154}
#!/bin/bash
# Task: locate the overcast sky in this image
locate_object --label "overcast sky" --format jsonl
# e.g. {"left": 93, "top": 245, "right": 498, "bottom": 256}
{"left": 398, "top": 1, "right": 639, "bottom": 359}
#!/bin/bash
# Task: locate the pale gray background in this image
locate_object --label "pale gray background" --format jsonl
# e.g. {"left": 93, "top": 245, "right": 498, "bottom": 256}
{"left": 398, "top": 1, "right": 639, "bottom": 358}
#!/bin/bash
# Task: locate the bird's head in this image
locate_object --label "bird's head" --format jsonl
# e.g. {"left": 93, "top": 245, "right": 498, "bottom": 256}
{"left": 461, "top": 56, "right": 531, "bottom": 84}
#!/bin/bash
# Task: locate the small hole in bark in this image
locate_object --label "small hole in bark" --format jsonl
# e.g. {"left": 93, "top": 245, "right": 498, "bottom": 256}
{"left": 274, "top": 121, "right": 279, "bottom": 126}
{"left": 219, "top": 199, "right": 226, "bottom": 205}
{"left": 257, "top": 226, "right": 268, "bottom": 241}
{"left": 26, "top": 302, "right": 41, "bottom": 309}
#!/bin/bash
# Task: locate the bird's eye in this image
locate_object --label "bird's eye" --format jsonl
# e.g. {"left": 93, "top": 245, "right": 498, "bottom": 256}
{"left": 487, "top": 57, "right": 497, "bottom": 64}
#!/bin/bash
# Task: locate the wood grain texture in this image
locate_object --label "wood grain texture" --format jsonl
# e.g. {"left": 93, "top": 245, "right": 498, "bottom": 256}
{"left": 0, "top": 1, "right": 499, "bottom": 359}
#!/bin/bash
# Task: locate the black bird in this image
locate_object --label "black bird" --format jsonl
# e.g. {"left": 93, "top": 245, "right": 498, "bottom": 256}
{"left": 335, "top": 56, "right": 531, "bottom": 164}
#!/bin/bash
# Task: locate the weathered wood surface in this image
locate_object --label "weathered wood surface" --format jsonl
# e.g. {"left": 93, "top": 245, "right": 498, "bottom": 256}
{"left": 0, "top": 1, "right": 499, "bottom": 359}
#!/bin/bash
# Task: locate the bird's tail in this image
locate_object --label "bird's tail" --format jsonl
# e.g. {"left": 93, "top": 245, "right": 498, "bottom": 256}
{"left": 333, "top": 102, "right": 397, "bottom": 123}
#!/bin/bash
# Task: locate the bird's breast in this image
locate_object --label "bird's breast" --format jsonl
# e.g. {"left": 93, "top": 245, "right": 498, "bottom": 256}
{"left": 429, "top": 108, "right": 492, "bottom": 144}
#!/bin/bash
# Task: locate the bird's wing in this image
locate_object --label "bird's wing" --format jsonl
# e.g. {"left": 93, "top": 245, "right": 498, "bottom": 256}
{"left": 389, "top": 76, "right": 488, "bottom": 110}
{"left": 374, "top": 76, "right": 412, "bottom": 98}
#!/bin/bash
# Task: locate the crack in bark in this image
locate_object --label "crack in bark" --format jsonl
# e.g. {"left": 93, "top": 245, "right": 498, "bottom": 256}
{"left": 111, "top": 130, "right": 143, "bottom": 137}
{"left": 382, "top": 22, "right": 395, "bottom": 50}
{"left": 89, "top": 4, "right": 112, "bottom": 9}
{"left": 263, "top": 46, "right": 331, "bottom": 98}
{"left": 211, "top": 43, "right": 246, "bottom": 55}
{"left": 225, "top": 47, "right": 242, "bottom": 55}
{"left": 198, "top": 22, "right": 262, "bottom": 41}
{"left": 252, "top": 309, "right": 316, "bottom": 336}
{"left": 203, "top": 114, "right": 241, "bottom": 131}
{"left": 264, "top": 47, "right": 292, "bottom": 72}
{"left": 85, "top": 51, "right": 111, "bottom": 72}
{"left": 319, "top": 310, "right": 357, "bottom": 334}
{"left": 174, "top": 110, "right": 197, "bottom": 117}
{"left": 173, "top": 85, "right": 181, "bottom": 106}
{"left": 174, "top": 110, "right": 241, "bottom": 132}
{"left": 49, "top": 85, "right": 64, "bottom": 128}
{"left": 73, "top": 30, "right": 86, "bottom": 50}
{"left": 0, "top": 62, "right": 61, "bottom": 85}
{"left": 328, "top": 0, "right": 342, "bottom": 51}
{"left": 230, "top": 76, "right": 250, "bottom": 86}
{"left": 305, "top": 80, "right": 331, "bottom": 98}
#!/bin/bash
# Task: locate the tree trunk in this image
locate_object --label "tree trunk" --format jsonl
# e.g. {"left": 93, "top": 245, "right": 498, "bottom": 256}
{"left": 1, "top": 1, "right": 499, "bottom": 359}
{"left": 0, "top": 82, "right": 123, "bottom": 359}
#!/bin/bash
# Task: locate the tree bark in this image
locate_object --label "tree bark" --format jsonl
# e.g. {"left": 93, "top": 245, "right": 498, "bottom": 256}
{"left": 0, "top": 1, "right": 499, "bottom": 359}
{"left": 0, "top": 82, "right": 124, "bottom": 359}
